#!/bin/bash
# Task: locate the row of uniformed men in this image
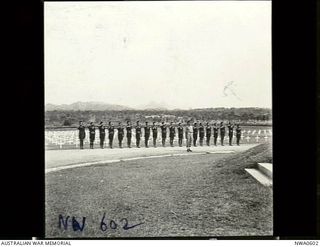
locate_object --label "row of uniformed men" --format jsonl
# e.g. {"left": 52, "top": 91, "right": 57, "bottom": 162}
{"left": 77, "top": 120, "right": 242, "bottom": 149}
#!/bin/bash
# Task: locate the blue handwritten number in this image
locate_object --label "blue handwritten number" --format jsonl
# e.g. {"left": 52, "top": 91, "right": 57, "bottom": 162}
{"left": 110, "top": 220, "right": 117, "bottom": 229}
{"left": 100, "top": 213, "right": 108, "bottom": 231}
{"left": 120, "top": 218, "right": 144, "bottom": 230}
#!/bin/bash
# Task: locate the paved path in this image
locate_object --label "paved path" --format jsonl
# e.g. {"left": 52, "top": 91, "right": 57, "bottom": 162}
{"left": 45, "top": 144, "right": 258, "bottom": 172}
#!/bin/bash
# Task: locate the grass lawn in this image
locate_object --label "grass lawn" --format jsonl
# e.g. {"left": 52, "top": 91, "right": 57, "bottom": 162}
{"left": 45, "top": 142, "right": 272, "bottom": 238}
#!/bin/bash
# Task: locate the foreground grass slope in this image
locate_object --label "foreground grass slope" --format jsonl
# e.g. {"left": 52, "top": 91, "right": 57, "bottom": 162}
{"left": 45, "top": 142, "right": 272, "bottom": 238}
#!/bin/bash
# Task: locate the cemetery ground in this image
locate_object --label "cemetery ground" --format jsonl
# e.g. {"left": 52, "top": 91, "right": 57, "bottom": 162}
{"left": 45, "top": 142, "right": 272, "bottom": 238}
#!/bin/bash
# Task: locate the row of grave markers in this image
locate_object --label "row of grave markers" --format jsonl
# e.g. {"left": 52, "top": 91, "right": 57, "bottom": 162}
{"left": 45, "top": 129, "right": 272, "bottom": 149}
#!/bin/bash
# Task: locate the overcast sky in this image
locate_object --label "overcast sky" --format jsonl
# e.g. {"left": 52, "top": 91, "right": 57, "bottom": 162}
{"left": 45, "top": 1, "right": 271, "bottom": 109}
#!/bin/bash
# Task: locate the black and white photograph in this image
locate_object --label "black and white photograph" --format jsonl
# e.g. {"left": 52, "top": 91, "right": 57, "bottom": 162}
{"left": 44, "top": 1, "right": 272, "bottom": 238}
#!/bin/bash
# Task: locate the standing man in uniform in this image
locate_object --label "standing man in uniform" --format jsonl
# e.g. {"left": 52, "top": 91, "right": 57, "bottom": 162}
{"left": 135, "top": 121, "right": 141, "bottom": 148}
{"left": 220, "top": 121, "right": 225, "bottom": 146}
{"left": 205, "top": 122, "right": 211, "bottom": 146}
{"left": 236, "top": 124, "right": 242, "bottom": 146}
{"left": 193, "top": 122, "right": 198, "bottom": 147}
{"left": 144, "top": 122, "right": 150, "bottom": 148}
{"left": 213, "top": 122, "right": 219, "bottom": 146}
{"left": 88, "top": 122, "right": 96, "bottom": 149}
{"left": 98, "top": 121, "right": 106, "bottom": 149}
{"left": 152, "top": 122, "right": 158, "bottom": 147}
{"left": 108, "top": 122, "right": 115, "bottom": 148}
{"left": 186, "top": 120, "right": 193, "bottom": 152}
{"left": 169, "top": 122, "right": 175, "bottom": 147}
{"left": 117, "top": 122, "right": 124, "bottom": 148}
{"left": 78, "top": 121, "right": 86, "bottom": 149}
{"left": 177, "top": 122, "right": 184, "bottom": 147}
{"left": 126, "top": 121, "right": 132, "bottom": 148}
{"left": 227, "top": 121, "right": 234, "bottom": 146}
{"left": 160, "top": 121, "right": 167, "bottom": 147}
{"left": 199, "top": 122, "right": 205, "bottom": 146}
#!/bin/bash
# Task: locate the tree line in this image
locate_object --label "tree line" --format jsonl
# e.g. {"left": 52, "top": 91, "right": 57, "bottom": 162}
{"left": 45, "top": 108, "right": 272, "bottom": 129}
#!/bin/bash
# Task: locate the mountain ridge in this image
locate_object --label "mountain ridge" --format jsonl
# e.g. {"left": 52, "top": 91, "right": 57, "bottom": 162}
{"left": 45, "top": 101, "right": 133, "bottom": 111}
{"left": 45, "top": 101, "right": 272, "bottom": 111}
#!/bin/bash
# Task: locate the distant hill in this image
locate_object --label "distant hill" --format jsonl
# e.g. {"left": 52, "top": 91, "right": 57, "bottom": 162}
{"left": 136, "top": 101, "right": 170, "bottom": 110}
{"left": 45, "top": 101, "right": 133, "bottom": 111}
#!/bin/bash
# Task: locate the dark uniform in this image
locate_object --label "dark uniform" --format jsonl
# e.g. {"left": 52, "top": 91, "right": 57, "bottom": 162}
{"left": 144, "top": 123, "right": 150, "bottom": 148}
{"left": 108, "top": 124, "right": 115, "bottom": 148}
{"left": 227, "top": 122, "right": 234, "bottom": 146}
{"left": 236, "top": 125, "right": 241, "bottom": 146}
{"left": 126, "top": 123, "right": 132, "bottom": 148}
{"left": 88, "top": 124, "right": 96, "bottom": 149}
{"left": 177, "top": 124, "right": 183, "bottom": 147}
{"left": 213, "top": 124, "right": 219, "bottom": 146}
{"left": 117, "top": 124, "right": 124, "bottom": 148}
{"left": 98, "top": 123, "right": 106, "bottom": 148}
{"left": 220, "top": 123, "right": 225, "bottom": 146}
{"left": 199, "top": 123, "right": 205, "bottom": 146}
{"left": 193, "top": 123, "right": 198, "bottom": 147}
{"left": 78, "top": 124, "right": 86, "bottom": 149}
{"left": 169, "top": 124, "right": 175, "bottom": 147}
{"left": 205, "top": 123, "right": 211, "bottom": 146}
{"left": 160, "top": 123, "right": 167, "bottom": 147}
{"left": 135, "top": 123, "right": 141, "bottom": 148}
{"left": 152, "top": 123, "right": 158, "bottom": 147}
